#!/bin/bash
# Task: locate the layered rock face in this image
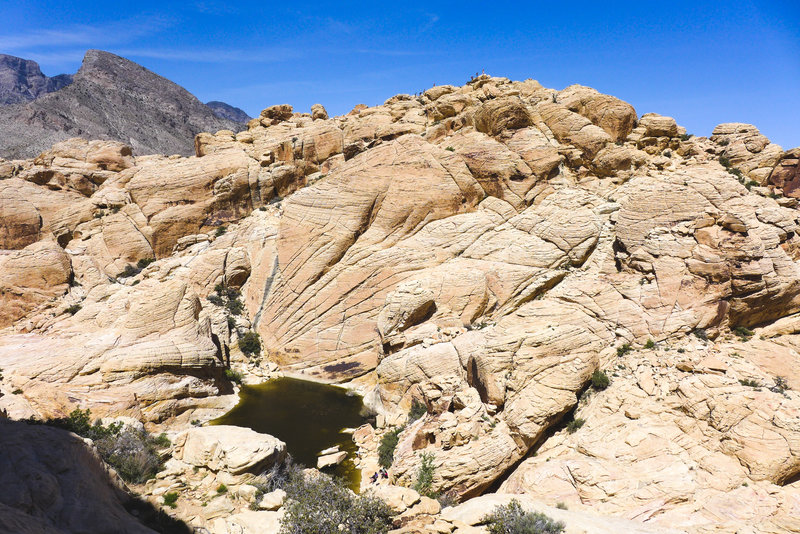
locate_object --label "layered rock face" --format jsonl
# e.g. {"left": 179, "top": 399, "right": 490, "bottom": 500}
{"left": 2, "top": 74, "right": 800, "bottom": 533}
{"left": 0, "top": 50, "right": 242, "bottom": 159}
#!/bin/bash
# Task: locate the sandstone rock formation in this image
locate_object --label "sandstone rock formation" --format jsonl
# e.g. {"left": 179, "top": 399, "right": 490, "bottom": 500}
{"left": 1, "top": 73, "right": 799, "bottom": 534}
{"left": 0, "top": 419, "right": 173, "bottom": 533}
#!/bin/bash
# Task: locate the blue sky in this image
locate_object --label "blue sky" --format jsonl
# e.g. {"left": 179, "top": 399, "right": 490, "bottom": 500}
{"left": 2, "top": 0, "right": 799, "bottom": 148}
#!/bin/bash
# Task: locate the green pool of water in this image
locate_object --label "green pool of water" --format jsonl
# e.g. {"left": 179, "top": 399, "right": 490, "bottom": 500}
{"left": 212, "top": 377, "right": 367, "bottom": 490}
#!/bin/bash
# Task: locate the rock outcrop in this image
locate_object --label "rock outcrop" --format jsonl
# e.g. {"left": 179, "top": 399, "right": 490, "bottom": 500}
{"left": 1, "top": 73, "right": 799, "bottom": 534}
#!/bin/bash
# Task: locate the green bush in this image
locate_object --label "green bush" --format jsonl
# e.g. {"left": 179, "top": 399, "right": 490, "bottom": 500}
{"left": 136, "top": 258, "right": 154, "bottom": 269}
{"left": 227, "top": 316, "right": 236, "bottom": 331}
{"left": 65, "top": 304, "right": 82, "bottom": 315}
{"left": 226, "top": 296, "right": 245, "bottom": 316}
{"left": 279, "top": 470, "right": 393, "bottom": 534}
{"left": 739, "top": 378, "right": 759, "bottom": 387}
{"left": 225, "top": 368, "right": 244, "bottom": 384}
{"left": 215, "top": 226, "right": 227, "bottom": 237}
{"left": 48, "top": 409, "right": 167, "bottom": 484}
{"left": 484, "top": 499, "right": 565, "bottom": 534}
{"left": 163, "top": 492, "right": 178, "bottom": 509}
{"left": 719, "top": 155, "right": 731, "bottom": 168}
{"left": 238, "top": 331, "right": 261, "bottom": 356}
{"left": 566, "top": 418, "right": 585, "bottom": 434}
{"left": 377, "top": 427, "right": 403, "bottom": 468}
{"left": 412, "top": 452, "right": 436, "bottom": 498}
{"left": 616, "top": 343, "right": 632, "bottom": 357}
{"left": 590, "top": 370, "right": 609, "bottom": 391}
{"left": 733, "top": 326, "right": 754, "bottom": 340}
{"left": 207, "top": 294, "right": 224, "bottom": 306}
{"left": 120, "top": 264, "right": 140, "bottom": 278}
{"left": 216, "top": 483, "right": 228, "bottom": 494}
{"left": 408, "top": 400, "right": 427, "bottom": 422}
{"left": 680, "top": 133, "right": 692, "bottom": 141}
{"left": 445, "top": 146, "right": 455, "bottom": 152}
{"left": 644, "top": 339, "right": 655, "bottom": 349}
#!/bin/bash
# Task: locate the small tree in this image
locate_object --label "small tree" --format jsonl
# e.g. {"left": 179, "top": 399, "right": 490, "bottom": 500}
{"left": 377, "top": 427, "right": 403, "bottom": 468}
{"left": 412, "top": 452, "right": 436, "bottom": 498}
{"left": 238, "top": 331, "right": 261, "bottom": 356}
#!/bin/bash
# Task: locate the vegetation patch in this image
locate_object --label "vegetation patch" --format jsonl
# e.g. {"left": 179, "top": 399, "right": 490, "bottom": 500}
{"left": 238, "top": 331, "right": 261, "bottom": 357}
{"left": 483, "top": 499, "right": 565, "bottom": 534}
{"left": 566, "top": 417, "right": 585, "bottom": 434}
{"left": 39, "top": 409, "right": 169, "bottom": 484}
{"left": 408, "top": 399, "right": 427, "bottom": 422}
{"left": 378, "top": 427, "right": 403, "bottom": 468}
{"left": 616, "top": 343, "right": 632, "bottom": 357}
{"left": 412, "top": 451, "right": 437, "bottom": 498}
{"left": 590, "top": 370, "right": 609, "bottom": 391}
{"left": 279, "top": 467, "right": 393, "bottom": 534}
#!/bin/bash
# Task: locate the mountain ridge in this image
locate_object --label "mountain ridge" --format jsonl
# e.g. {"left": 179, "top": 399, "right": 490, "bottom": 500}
{"left": 0, "top": 50, "right": 243, "bottom": 159}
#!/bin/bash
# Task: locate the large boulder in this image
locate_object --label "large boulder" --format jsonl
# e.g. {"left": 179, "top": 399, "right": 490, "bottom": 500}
{"left": 175, "top": 426, "right": 286, "bottom": 475}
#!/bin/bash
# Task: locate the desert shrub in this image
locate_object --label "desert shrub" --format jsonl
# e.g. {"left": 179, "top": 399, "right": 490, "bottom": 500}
{"left": 227, "top": 316, "right": 236, "bottom": 331}
{"left": 215, "top": 226, "right": 227, "bottom": 237}
{"left": 412, "top": 452, "right": 437, "bottom": 498}
{"left": 733, "top": 326, "right": 754, "bottom": 340}
{"left": 163, "top": 492, "right": 178, "bottom": 509}
{"left": 555, "top": 502, "right": 568, "bottom": 510}
{"left": 98, "top": 430, "right": 163, "bottom": 484}
{"left": 377, "top": 427, "right": 403, "bottom": 468}
{"left": 739, "top": 378, "right": 759, "bottom": 387}
{"left": 253, "top": 457, "right": 303, "bottom": 496}
{"left": 445, "top": 146, "right": 455, "bottom": 152}
{"left": 120, "top": 264, "right": 140, "bottom": 278}
{"left": 566, "top": 418, "right": 585, "bottom": 434}
{"left": 207, "top": 294, "right": 224, "bottom": 306}
{"left": 216, "top": 483, "right": 228, "bottom": 494}
{"left": 238, "top": 331, "right": 261, "bottom": 356}
{"left": 644, "top": 339, "right": 655, "bottom": 349}
{"left": 65, "top": 304, "right": 82, "bottom": 315}
{"left": 225, "top": 368, "right": 243, "bottom": 384}
{"left": 680, "top": 133, "right": 692, "bottom": 141}
{"left": 12, "top": 389, "right": 22, "bottom": 395}
{"left": 693, "top": 328, "right": 708, "bottom": 340}
{"left": 484, "top": 499, "right": 565, "bottom": 534}
{"left": 226, "top": 296, "right": 244, "bottom": 316}
{"left": 48, "top": 409, "right": 167, "bottom": 484}
{"left": 408, "top": 400, "right": 427, "bottom": 422}
{"left": 279, "top": 470, "right": 393, "bottom": 534}
{"left": 616, "top": 343, "right": 632, "bottom": 357}
{"left": 437, "top": 490, "right": 459, "bottom": 509}
{"left": 774, "top": 376, "right": 790, "bottom": 393}
{"left": 136, "top": 258, "right": 154, "bottom": 269}
{"left": 590, "top": 370, "right": 609, "bottom": 391}
{"left": 718, "top": 155, "right": 731, "bottom": 168}
{"left": 153, "top": 433, "right": 171, "bottom": 448}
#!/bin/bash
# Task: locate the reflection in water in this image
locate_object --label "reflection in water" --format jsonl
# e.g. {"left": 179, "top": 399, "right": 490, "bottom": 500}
{"left": 212, "top": 377, "right": 367, "bottom": 490}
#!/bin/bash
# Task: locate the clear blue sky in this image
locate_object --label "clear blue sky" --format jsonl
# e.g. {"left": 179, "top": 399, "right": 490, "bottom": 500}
{"left": 2, "top": 1, "right": 799, "bottom": 148}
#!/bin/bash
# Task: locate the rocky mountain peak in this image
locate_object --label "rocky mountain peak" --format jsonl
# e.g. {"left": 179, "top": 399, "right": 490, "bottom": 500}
{"left": 0, "top": 49, "right": 243, "bottom": 159}
{"left": 0, "top": 53, "right": 72, "bottom": 105}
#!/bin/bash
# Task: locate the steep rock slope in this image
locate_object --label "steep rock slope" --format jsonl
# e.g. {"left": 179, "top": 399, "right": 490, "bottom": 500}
{"left": 0, "top": 50, "right": 241, "bottom": 159}
{"left": 207, "top": 100, "right": 251, "bottom": 123}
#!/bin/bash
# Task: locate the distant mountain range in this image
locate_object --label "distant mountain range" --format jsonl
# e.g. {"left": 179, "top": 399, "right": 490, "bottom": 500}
{"left": 0, "top": 50, "right": 251, "bottom": 159}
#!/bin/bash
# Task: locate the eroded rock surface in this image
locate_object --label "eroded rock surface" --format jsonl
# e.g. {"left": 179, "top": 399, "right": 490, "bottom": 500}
{"left": 2, "top": 74, "right": 799, "bottom": 534}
